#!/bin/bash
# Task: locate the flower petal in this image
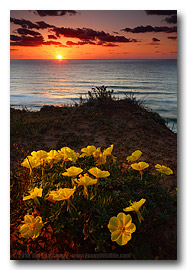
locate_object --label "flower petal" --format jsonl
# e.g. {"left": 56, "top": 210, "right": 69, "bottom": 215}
{"left": 131, "top": 163, "right": 140, "bottom": 171}
{"left": 123, "top": 206, "right": 134, "bottom": 212}
{"left": 116, "top": 212, "right": 125, "bottom": 225}
{"left": 136, "top": 198, "right": 146, "bottom": 209}
{"left": 117, "top": 212, "right": 132, "bottom": 226}
{"left": 132, "top": 150, "right": 142, "bottom": 160}
{"left": 139, "top": 162, "right": 149, "bottom": 170}
{"left": 108, "top": 216, "right": 120, "bottom": 232}
{"left": 103, "top": 145, "right": 113, "bottom": 156}
{"left": 20, "top": 224, "right": 30, "bottom": 237}
{"left": 88, "top": 167, "right": 110, "bottom": 178}
{"left": 124, "top": 214, "right": 132, "bottom": 227}
{"left": 23, "top": 195, "right": 32, "bottom": 201}
{"left": 116, "top": 233, "right": 132, "bottom": 246}
{"left": 111, "top": 230, "right": 121, "bottom": 241}
{"left": 24, "top": 215, "right": 34, "bottom": 223}
{"left": 155, "top": 164, "right": 161, "bottom": 169}
{"left": 126, "top": 223, "right": 136, "bottom": 233}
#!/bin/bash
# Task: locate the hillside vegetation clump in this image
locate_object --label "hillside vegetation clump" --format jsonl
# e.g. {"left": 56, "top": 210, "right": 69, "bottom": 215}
{"left": 11, "top": 145, "right": 176, "bottom": 260}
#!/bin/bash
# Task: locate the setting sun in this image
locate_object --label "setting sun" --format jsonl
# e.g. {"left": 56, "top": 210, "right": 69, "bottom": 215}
{"left": 57, "top": 55, "right": 63, "bottom": 60}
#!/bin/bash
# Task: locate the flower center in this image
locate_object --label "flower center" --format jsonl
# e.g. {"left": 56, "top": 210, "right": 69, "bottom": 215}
{"left": 120, "top": 226, "right": 126, "bottom": 233}
{"left": 29, "top": 222, "right": 37, "bottom": 230}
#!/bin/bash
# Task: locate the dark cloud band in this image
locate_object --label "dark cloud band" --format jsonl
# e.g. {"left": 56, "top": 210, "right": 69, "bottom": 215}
{"left": 145, "top": 10, "right": 177, "bottom": 16}
{"left": 168, "top": 36, "right": 177, "bottom": 40}
{"left": 10, "top": 16, "right": 137, "bottom": 47}
{"left": 48, "top": 35, "right": 58, "bottom": 40}
{"left": 145, "top": 10, "right": 177, "bottom": 25}
{"left": 10, "top": 17, "right": 53, "bottom": 29}
{"left": 33, "top": 10, "right": 77, "bottom": 17}
{"left": 152, "top": 37, "right": 160, "bottom": 42}
{"left": 10, "top": 34, "right": 64, "bottom": 47}
{"left": 122, "top": 25, "right": 177, "bottom": 33}
{"left": 51, "top": 26, "right": 137, "bottom": 44}
{"left": 164, "top": 15, "right": 177, "bottom": 24}
{"left": 17, "top": 28, "right": 42, "bottom": 36}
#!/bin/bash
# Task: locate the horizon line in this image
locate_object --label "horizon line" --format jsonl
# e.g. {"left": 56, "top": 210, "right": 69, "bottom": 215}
{"left": 10, "top": 58, "right": 177, "bottom": 60}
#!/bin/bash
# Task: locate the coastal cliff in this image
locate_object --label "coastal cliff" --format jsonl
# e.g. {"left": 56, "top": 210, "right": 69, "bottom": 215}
{"left": 10, "top": 97, "right": 177, "bottom": 192}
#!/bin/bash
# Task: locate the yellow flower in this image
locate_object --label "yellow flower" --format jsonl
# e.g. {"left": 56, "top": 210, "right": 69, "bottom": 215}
{"left": 131, "top": 162, "right": 149, "bottom": 180}
{"left": 126, "top": 150, "right": 142, "bottom": 163}
{"left": 47, "top": 150, "right": 62, "bottom": 163}
{"left": 108, "top": 213, "right": 136, "bottom": 246}
{"left": 19, "top": 215, "right": 43, "bottom": 239}
{"left": 58, "top": 147, "right": 79, "bottom": 162}
{"left": 123, "top": 199, "right": 146, "bottom": 212}
{"left": 88, "top": 167, "right": 110, "bottom": 178}
{"left": 58, "top": 147, "right": 71, "bottom": 161}
{"left": 68, "top": 151, "right": 80, "bottom": 162}
{"left": 31, "top": 150, "right": 48, "bottom": 164}
{"left": 62, "top": 166, "right": 83, "bottom": 177}
{"left": 103, "top": 144, "right": 114, "bottom": 156}
{"left": 23, "top": 187, "right": 43, "bottom": 201}
{"left": 155, "top": 164, "right": 173, "bottom": 175}
{"left": 75, "top": 174, "right": 97, "bottom": 187}
{"left": 92, "top": 147, "right": 102, "bottom": 158}
{"left": 131, "top": 162, "right": 149, "bottom": 171}
{"left": 48, "top": 187, "right": 76, "bottom": 201}
{"left": 93, "top": 145, "right": 114, "bottom": 165}
{"left": 92, "top": 147, "right": 106, "bottom": 165}
{"left": 21, "top": 156, "right": 41, "bottom": 169}
{"left": 123, "top": 199, "right": 146, "bottom": 223}
{"left": 80, "top": 145, "right": 97, "bottom": 157}
{"left": 96, "top": 153, "right": 107, "bottom": 165}
{"left": 75, "top": 174, "right": 97, "bottom": 198}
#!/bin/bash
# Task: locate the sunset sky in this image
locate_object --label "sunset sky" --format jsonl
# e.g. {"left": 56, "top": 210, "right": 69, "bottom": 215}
{"left": 10, "top": 10, "right": 177, "bottom": 59}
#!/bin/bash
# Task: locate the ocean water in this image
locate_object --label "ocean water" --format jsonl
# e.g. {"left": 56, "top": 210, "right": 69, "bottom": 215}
{"left": 10, "top": 59, "right": 177, "bottom": 132}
